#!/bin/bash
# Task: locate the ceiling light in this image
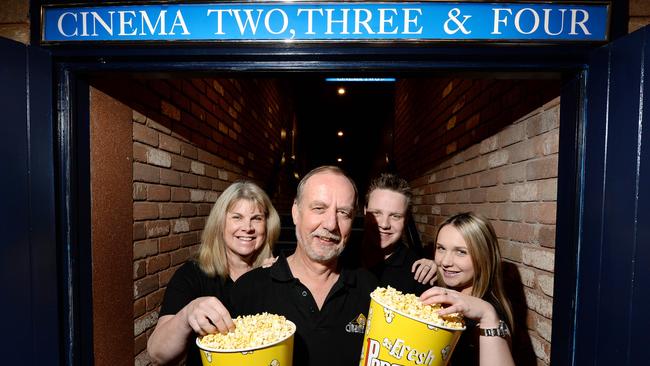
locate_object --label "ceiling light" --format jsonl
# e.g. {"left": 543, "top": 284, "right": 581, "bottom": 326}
{"left": 326, "top": 77, "right": 396, "bottom": 82}
{"left": 337, "top": 87, "right": 346, "bottom": 95}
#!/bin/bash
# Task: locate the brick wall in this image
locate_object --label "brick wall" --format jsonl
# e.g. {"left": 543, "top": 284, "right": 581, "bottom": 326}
{"left": 125, "top": 78, "right": 294, "bottom": 365}
{"left": 630, "top": 0, "right": 650, "bottom": 32}
{"left": 0, "top": 0, "right": 29, "bottom": 44}
{"left": 393, "top": 78, "right": 559, "bottom": 180}
{"left": 396, "top": 89, "right": 559, "bottom": 365}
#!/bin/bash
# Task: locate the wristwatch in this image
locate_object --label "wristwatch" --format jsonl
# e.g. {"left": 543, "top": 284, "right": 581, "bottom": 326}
{"left": 479, "top": 320, "right": 510, "bottom": 338}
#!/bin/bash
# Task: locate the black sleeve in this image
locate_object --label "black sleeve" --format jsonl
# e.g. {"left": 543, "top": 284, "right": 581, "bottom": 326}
{"left": 229, "top": 267, "right": 266, "bottom": 317}
{"left": 159, "top": 261, "right": 228, "bottom": 316}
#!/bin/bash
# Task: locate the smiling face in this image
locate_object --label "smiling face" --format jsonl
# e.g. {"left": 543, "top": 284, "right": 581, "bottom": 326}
{"left": 434, "top": 224, "right": 475, "bottom": 294}
{"left": 364, "top": 188, "right": 407, "bottom": 252}
{"left": 292, "top": 171, "right": 356, "bottom": 263}
{"left": 223, "top": 199, "right": 266, "bottom": 262}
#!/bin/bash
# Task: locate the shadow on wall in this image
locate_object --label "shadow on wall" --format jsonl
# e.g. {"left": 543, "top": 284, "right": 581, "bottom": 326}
{"left": 502, "top": 262, "right": 538, "bottom": 366}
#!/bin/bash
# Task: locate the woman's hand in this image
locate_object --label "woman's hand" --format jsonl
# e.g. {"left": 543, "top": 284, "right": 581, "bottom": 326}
{"left": 411, "top": 258, "right": 437, "bottom": 285}
{"left": 420, "top": 287, "right": 500, "bottom": 326}
{"left": 183, "top": 296, "right": 236, "bottom": 336}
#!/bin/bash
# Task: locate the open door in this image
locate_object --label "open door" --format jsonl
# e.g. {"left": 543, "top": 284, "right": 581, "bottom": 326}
{"left": 0, "top": 37, "right": 58, "bottom": 363}
{"left": 553, "top": 26, "right": 650, "bottom": 365}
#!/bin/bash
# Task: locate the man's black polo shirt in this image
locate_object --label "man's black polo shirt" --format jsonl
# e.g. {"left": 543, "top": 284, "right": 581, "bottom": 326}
{"left": 370, "top": 243, "right": 430, "bottom": 296}
{"left": 230, "top": 255, "right": 378, "bottom": 366}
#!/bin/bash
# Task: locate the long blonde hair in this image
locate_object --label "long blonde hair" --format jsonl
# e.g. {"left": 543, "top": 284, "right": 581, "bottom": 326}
{"left": 197, "top": 181, "right": 280, "bottom": 280}
{"left": 436, "top": 212, "right": 514, "bottom": 330}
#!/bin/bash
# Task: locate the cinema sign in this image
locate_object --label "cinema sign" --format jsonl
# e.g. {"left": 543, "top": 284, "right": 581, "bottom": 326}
{"left": 41, "top": 1, "right": 609, "bottom": 43}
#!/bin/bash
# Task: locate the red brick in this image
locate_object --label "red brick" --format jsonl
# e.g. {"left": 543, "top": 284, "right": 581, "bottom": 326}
{"left": 134, "top": 202, "right": 159, "bottom": 220}
{"left": 160, "top": 203, "right": 182, "bottom": 219}
{"left": 469, "top": 188, "right": 487, "bottom": 203}
{"left": 508, "top": 141, "right": 536, "bottom": 163}
{"left": 160, "top": 169, "right": 181, "bottom": 186}
{"left": 134, "top": 275, "right": 159, "bottom": 299}
{"left": 146, "top": 221, "right": 170, "bottom": 238}
{"left": 133, "top": 142, "right": 148, "bottom": 163}
{"left": 538, "top": 225, "right": 556, "bottom": 248}
{"left": 133, "top": 162, "right": 159, "bottom": 183}
{"left": 134, "top": 298, "right": 146, "bottom": 319}
{"left": 171, "top": 187, "right": 190, "bottom": 202}
{"left": 497, "top": 203, "right": 522, "bottom": 221}
{"left": 159, "top": 133, "right": 181, "bottom": 154}
{"left": 147, "top": 185, "right": 171, "bottom": 201}
{"left": 134, "top": 239, "right": 158, "bottom": 259}
{"left": 133, "top": 123, "right": 158, "bottom": 146}
{"left": 147, "top": 254, "right": 171, "bottom": 274}
{"left": 181, "top": 232, "right": 200, "bottom": 247}
{"left": 133, "top": 222, "right": 146, "bottom": 241}
{"left": 486, "top": 186, "right": 509, "bottom": 202}
{"left": 146, "top": 289, "right": 165, "bottom": 311}
{"left": 161, "top": 100, "right": 181, "bottom": 121}
{"left": 499, "top": 163, "right": 526, "bottom": 184}
{"left": 159, "top": 267, "right": 177, "bottom": 287}
{"left": 526, "top": 156, "right": 558, "bottom": 181}
{"left": 181, "top": 173, "right": 198, "bottom": 188}
{"left": 205, "top": 165, "right": 220, "bottom": 178}
{"left": 491, "top": 220, "right": 509, "bottom": 237}
{"left": 171, "top": 154, "right": 190, "bottom": 172}
{"left": 499, "top": 239, "right": 523, "bottom": 262}
{"left": 159, "top": 235, "right": 181, "bottom": 253}
{"left": 479, "top": 170, "right": 498, "bottom": 187}
{"left": 511, "top": 183, "right": 539, "bottom": 202}
{"left": 189, "top": 217, "right": 206, "bottom": 231}
{"left": 133, "top": 182, "right": 147, "bottom": 201}
{"left": 509, "top": 222, "right": 536, "bottom": 242}
{"left": 134, "top": 260, "right": 146, "bottom": 280}
{"left": 198, "top": 176, "right": 212, "bottom": 190}
{"left": 171, "top": 248, "right": 191, "bottom": 265}
{"left": 182, "top": 203, "right": 198, "bottom": 217}
{"left": 134, "top": 333, "right": 148, "bottom": 355}
{"left": 524, "top": 202, "right": 557, "bottom": 224}
{"left": 181, "top": 143, "right": 198, "bottom": 159}
{"left": 498, "top": 123, "right": 525, "bottom": 147}
{"left": 191, "top": 101, "right": 207, "bottom": 122}
{"left": 198, "top": 203, "right": 212, "bottom": 216}
{"left": 536, "top": 179, "right": 558, "bottom": 201}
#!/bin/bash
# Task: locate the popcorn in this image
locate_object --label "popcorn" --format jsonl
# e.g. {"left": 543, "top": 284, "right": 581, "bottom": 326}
{"left": 198, "top": 313, "right": 295, "bottom": 350}
{"left": 371, "top": 286, "right": 464, "bottom": 329}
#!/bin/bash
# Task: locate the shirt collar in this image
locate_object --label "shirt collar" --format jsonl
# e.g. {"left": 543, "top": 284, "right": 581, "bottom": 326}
{"left": 269, "top": 252, "right": 357, "bottom": 287}
{"left": 384, "top": 243, "right": 408, "bottom": 267}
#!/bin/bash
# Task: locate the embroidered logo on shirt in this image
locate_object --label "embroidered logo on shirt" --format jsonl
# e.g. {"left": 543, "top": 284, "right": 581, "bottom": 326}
{"left": 346, "top": 313, "right": 367, "bottom": 333}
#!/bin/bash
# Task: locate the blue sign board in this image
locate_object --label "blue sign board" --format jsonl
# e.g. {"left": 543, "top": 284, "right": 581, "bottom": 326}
{"left": 41, "top": 1, "right": 609, "bottom": 43}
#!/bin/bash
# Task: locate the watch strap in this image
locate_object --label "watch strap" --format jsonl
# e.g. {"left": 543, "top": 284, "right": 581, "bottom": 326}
{"left": 478, "top": 320, "right": 509, "bottom": 337}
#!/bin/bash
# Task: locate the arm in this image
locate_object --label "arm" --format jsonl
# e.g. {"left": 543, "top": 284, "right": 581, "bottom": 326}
{"left": 420, "top": 287, "right": 515, "bottom": 366}
{"left": 411, "top": 258, "right": 437, "bottom": 285}
{"left": 147, "top": 296, "right": 235, "bottom": 365}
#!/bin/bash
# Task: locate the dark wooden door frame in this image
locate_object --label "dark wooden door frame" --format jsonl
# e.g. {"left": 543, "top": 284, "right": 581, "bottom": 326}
{"left": 52, "top": 43, "right": 587, "bottom": 365}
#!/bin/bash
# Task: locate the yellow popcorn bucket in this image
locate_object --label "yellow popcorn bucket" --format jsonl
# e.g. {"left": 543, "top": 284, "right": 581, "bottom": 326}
{"left": 359, "top": 293, "right": 464, "bottom": 366}
{"left": 196, "top": 320, "right": 296, "bottom": 366}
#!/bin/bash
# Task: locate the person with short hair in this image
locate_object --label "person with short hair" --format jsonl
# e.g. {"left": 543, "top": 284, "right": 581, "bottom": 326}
{"left": 362, "top": 172, "right": 437, "bottom": 295}
{"left": 230, "top": 166, "right": 378, "bottom": 366}
{"left": 147, "top": 181, "right": 280, "bottom": 365}
{"left": 420, "top": 212, "right": 515, "bottom": 366}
